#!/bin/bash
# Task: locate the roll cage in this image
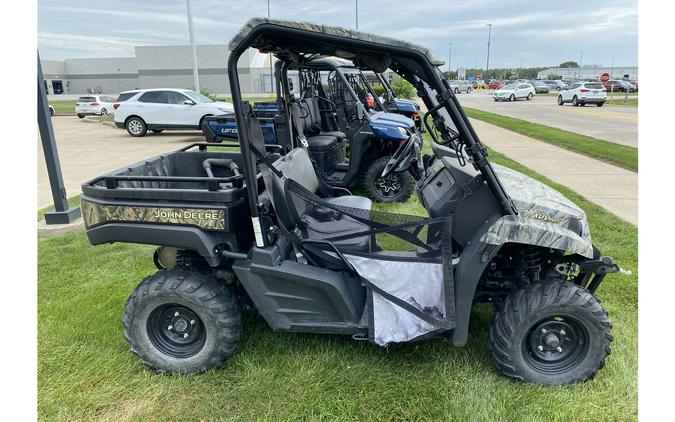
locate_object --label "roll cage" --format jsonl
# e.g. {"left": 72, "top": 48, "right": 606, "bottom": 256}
{"left": 227, "top": 18, "right": 517, "bottom": 247}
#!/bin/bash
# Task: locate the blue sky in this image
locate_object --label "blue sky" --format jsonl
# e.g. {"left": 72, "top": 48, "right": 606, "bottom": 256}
{"left": 37, "top": 0, "right": 637, "bottom": 69}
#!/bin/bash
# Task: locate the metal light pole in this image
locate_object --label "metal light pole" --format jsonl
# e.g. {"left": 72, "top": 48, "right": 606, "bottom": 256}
{"left": 38, "top": 52, "right": 81, "bottom": 224}
{"left": 610, "top": 56, "right": 615, "bottom": 79}
{"left": 185, "top": 0, "right": 200, "bottom": 92}
{"left": 268, "top": 0, "right": 273, "bottom": 93}
{"left": 448, "top": 43, "right": 452, "bottom": 74}
{"left": 578, "top": 51, "right": 583, "bottom": 79}
{"left": 355, "top": 0, "right": 359, "bottom": 30}
{"left": 485, "top": 24, "right": 492, "bottom": 81}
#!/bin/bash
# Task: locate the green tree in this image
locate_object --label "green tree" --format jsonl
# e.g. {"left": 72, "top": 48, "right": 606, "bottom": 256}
{"left": 559, "top": 61, "right": 579, "bottom": 68}
{"left": 390, "top": 77, "right": 416, "bottom": 99}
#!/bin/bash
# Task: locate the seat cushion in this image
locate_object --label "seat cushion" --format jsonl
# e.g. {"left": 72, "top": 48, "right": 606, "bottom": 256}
{"left": 307, "top": 135, "right": 338, "bottom": 151}
{"left": 326, "top": 195, "right": 372, "bottom": 211}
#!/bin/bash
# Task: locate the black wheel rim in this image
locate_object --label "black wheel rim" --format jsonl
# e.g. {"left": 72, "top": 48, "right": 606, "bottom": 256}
{"left": 522, "top": 315, "right": 590, "bottom": 375}
{"left": 147, "top": 303, "right": 206, "bottom": 358}
{"left": 374, "top": 173, "right": 402, "bottom": 198}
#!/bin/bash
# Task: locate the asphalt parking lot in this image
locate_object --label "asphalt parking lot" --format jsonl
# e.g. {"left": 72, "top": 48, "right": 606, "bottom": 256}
{"left": 456, "top": 92, "right": 638, "bottom": 147}
{"left": 37, "top": 117, "right": 201, "bottom": 208}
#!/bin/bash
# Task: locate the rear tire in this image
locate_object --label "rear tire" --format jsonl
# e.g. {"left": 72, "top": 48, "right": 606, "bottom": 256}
{"left": 572, "top": 96, "right": 579, "bottom": 106}
{"left": 122, "top": 268, "right": 242, "bottom": 373}
{"left": 364, "top": 156, "right": 414, "bottom": 203}
{"left": 527, "top": 93, "right": 533, "bottom": 100}
{"left": 490, "top": 281, "right": 612, "bottom": 385}
{"left": 101, "top": 108, "right": 108, "bottom": 115}
{"left": 596, "top": 102, "right": 604, "bottom": 107}
{"left": 77, "top": 113, "right": 85, "bottom": 119}
{"left": 126, "top": 116, "right": 147, "bottom": 137}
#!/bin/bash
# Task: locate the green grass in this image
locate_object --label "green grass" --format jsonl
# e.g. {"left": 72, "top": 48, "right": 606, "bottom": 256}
{"left": 48, "top": 99, "right": 77, "bottom": 115}
{"left": 464, "top": 107, "right": 638, "bottom": 172}
{"left": 606, "top": 97, "right": 638, "bottom": 107}
{"left": 38, "top": 151, "right": 637, "bottom": 420}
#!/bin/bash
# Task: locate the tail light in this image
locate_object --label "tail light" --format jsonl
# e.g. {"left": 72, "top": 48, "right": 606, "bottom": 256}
{"left": 91, "top": 102, "right": 99, "bottom": 106}
{"left": 579, "top": 88, "right": 589, "bottom": 93}
{"left": 113, "top": 103, "right": 120, "bottom": 110}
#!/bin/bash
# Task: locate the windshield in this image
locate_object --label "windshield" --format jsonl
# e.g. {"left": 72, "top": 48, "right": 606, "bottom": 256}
{"left": 503, "top": 84, "right": 517, "bottom": 90}
{"left": 184, "top": 90, "right": 214, "bottom": 103}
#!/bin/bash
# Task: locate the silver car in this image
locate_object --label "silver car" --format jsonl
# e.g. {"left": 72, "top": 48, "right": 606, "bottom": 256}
{"left": 448, "top": 80, "right": 472, "bottom": 94}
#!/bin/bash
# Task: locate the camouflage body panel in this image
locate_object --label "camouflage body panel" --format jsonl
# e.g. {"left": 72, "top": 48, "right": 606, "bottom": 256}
{"left": 81, "top": 199, "right": 226, "bottom": 231}
{"left": 229, "top": 18, "right": 444, "bottom": 66}
{"left": 480, "top": 164, "right": 594, "bottom": 258}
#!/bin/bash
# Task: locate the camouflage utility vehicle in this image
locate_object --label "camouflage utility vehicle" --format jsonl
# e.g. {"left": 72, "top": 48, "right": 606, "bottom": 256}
{"left": 82, "top": 18, "right": 621, "bottom": 385}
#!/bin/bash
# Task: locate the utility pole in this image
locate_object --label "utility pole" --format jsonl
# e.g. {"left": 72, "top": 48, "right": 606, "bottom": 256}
{"left": 610, "top": 56, "right": 615, "bottom": 79}
{"left": 578, "top": 51, "right": 583, "bottom": 79}
{"left": 355, "top": 0, "right": 359, "bottom": 30}
{"left": 448, "top": 43, "right": 452, "bottom": 74}
{"left": 485, "top": 24, "right": 492, "bottom": 81}
{"left": 267, "top": 0, "right": 273, "bottom": 93}
{"left": 185, "top": 0, "right": 200, "bottom": 92}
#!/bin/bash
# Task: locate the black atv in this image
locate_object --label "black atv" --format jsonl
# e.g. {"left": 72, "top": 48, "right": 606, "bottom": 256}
{"left": 81, "top": 18, "right": 621, "bottom": 385}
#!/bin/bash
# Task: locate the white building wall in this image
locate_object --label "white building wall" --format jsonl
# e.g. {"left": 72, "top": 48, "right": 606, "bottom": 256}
{"left": 537, "top": 66, "right": 638, "bottom": 80}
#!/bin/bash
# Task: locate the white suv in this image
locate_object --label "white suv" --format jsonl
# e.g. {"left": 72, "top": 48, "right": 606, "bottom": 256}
{"left": 75, "top": 95, "right": 116, "bottom": 118}
{"left": 558, "top": 82, "right": 607, "bottom": 107}
{"left": 493, "top": 83, "right": 535, "bottom": 102}
{"left": 113, "top": 88, "right": 234, "bottom": 137}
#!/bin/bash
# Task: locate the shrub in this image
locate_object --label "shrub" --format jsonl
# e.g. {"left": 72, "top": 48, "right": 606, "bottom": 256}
{"left": 371, "top": 85, "right": 386, "bottom": 97}
{"left": 200, "top": 88, "right": 218, "bottom": 101}
{"left": 390, "top": 77, "right": 416, "bottom": 99}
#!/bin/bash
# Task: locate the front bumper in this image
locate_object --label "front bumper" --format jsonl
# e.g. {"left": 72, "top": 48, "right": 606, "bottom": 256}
{"left": 114, "top": 122, "right": 124, "bottom": 129}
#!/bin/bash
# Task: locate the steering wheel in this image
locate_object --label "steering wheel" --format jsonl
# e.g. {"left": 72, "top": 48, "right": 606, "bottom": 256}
{"left": 381, "top": 135, "right": 415, "bottom": 178}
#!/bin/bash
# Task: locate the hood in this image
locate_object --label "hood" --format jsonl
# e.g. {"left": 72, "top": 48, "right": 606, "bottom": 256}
{"left": 492, "top": 163, "right": 590, "bottom": 237}
{"left": 214, "top": 101, "right": 234, "bottom": 110}
{"left": 371, "top": 111, "right": 415, "bottom": 128}
{"left": 494, "top": 89, "right": 513, "bottom": 95}
{"left": 393, "top": 98, "right": 419, "bottom": 113}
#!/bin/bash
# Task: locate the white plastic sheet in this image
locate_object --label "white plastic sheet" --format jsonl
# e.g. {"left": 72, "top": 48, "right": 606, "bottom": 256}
{"left": 345, "top": 254, "right": 445, "bottom": 346}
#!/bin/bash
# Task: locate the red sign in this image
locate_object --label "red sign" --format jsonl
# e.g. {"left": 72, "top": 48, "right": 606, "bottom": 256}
{"left": 600, "top": 73, "right": 610, "bottom": 83}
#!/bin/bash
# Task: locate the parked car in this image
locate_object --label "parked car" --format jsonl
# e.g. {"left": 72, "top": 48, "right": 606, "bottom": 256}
{"left": 603, "top": 80, "right": 636, "bottom": 93}
{"left": 488, "top": 80, "right": 504, "bottom": 90}
{"left": 628, "top": 80, "right": 638, "bottom": 92}
{"left": 529, "top": 80, "right": 550, "bottom": 94}
{"left": 558, "top": 81, "right": 606, "bottom": 106}
{"left": 542, "top": 80, "right": 568, "bottom": 91}
{"left": 448, "top": 80, "right": 472, "bottom": 93}
{"left": 493, "top": 83, "right": 535, "bottom": 101}
{"left": 75, "top": 95, "right": 116, "bottom": 118}
{"left": 113, "top": 88, "right": 234, "bottom": 137}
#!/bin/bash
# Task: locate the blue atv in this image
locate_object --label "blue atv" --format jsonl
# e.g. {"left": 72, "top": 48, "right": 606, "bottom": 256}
{"left": 375, "top": 73, "right": 424, "bottom": 132}
{"left": 203, "top": 57, "right": 420, "bottom": 202}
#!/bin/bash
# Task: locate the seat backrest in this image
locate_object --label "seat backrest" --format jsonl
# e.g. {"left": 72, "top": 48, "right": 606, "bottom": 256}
{"left": 261, "top": 148, "right": 320, "bottom": 230}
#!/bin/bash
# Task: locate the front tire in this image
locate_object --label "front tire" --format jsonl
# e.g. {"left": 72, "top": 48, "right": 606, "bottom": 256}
{"left": 509, "top": 94, "right": 515, "bottom": 102}
{"left": 557, "top": 96, "right": 564, "bottom": 106}
{"left": 597, "top": 102, "right": 604, "bottom": 107}
{"left": 364, "top": 156, "right": 414, "bottom": 203}
{"left": 123, "top": 269, "right": 242, "bottom": 373}
{"left": 490, "top": 281, "right": 612, "bottom": 385}
{"left": 527, "top": 93, "right": 533, "bottom": 100}
{"left": 126, "top": 116, "right": 147, "bottom": 137}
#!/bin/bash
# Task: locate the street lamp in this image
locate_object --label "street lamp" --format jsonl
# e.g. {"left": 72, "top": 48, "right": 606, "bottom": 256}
{"left": 355, "top": 0, "right": 359, "bottom": 30}
{"left": 485, "top": 24, "right": 492, "bottom": 81}
{"left": 185, "top": 0, "right": 200, "bottom": 92}
{"left": 578, "top": 51, "right": 584, "bottom": 79}
{"left": 268, "top": 0, "right": 273, "bottom": 93}
{"left": 448, "top": 42, "right": 452, "bottom": 74}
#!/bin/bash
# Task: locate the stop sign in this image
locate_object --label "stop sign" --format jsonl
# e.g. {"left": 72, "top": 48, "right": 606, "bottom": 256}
{"left": 600, "top": 73, "right": 610, "bottom": 83}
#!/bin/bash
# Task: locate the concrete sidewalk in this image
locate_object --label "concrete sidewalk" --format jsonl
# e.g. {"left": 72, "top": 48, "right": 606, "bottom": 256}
{"left": 470, "top": 119, "right": 637, "bottom": 226}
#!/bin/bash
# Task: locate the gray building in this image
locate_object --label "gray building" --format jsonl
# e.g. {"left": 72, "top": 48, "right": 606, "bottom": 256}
{"left": 537, "top": 66, "right": 638, "bottom": 81}
{"left": 41, "top": 45, "right": 275, "bottom": 96}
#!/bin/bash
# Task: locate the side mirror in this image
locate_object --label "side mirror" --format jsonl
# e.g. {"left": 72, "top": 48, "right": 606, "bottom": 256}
{"left": 183, "top": 99, "right": 196, "bottom": 105}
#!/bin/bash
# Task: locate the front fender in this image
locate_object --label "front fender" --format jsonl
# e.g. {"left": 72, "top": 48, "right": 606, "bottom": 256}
{"left": 480, "top": 215, "right": 594, "bottom": 258}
